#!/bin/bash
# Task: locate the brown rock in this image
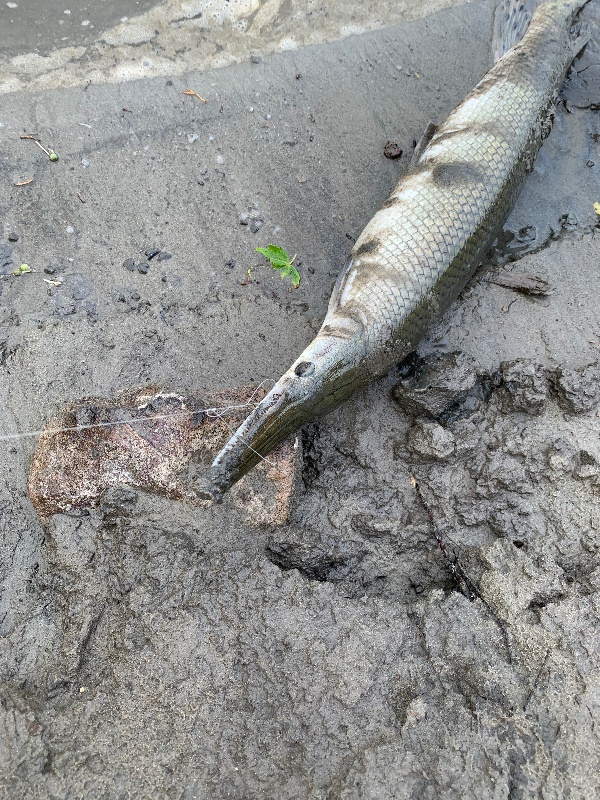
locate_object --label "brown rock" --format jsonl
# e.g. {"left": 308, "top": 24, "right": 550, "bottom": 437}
{"left": 28, "top": 386, "right": 300, "bottom": 526}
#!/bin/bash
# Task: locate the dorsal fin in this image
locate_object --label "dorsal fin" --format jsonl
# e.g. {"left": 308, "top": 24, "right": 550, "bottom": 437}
{"left": 493, "top": 0, "right": 540, "bottom": 62}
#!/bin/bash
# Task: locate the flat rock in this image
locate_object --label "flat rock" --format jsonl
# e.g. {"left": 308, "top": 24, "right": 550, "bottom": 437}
{"left": 28, "top": 385, "right": 300, "bottom": 527}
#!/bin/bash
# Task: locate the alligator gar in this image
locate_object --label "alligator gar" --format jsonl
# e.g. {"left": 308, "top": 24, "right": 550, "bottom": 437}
{"left": 207, "top": 0, "right": 590, "bottom": 499}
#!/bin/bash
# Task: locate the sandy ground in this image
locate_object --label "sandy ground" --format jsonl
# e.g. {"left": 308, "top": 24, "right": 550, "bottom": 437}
{"left": 1, "top": 0, "right": 600, "bottom": 798}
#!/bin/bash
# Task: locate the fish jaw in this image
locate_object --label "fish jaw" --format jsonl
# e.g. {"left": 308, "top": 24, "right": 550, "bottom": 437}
{"left": 206, "top": 317, "right": 366, "bottom": 499}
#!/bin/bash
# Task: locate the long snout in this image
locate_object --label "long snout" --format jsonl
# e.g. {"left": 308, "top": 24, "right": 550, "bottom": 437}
{"left": 205, "top": 326, "right": 366, "bottom": 499}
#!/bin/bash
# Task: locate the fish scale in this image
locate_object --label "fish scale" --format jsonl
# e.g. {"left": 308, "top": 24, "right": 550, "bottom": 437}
{"left": 207, "top": 0, "right": 589, "bottom": 499}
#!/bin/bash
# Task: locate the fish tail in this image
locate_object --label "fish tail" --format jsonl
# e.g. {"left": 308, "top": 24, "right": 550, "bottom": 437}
{"left": 492, "top": 0, "right": 589, "bottom": 63}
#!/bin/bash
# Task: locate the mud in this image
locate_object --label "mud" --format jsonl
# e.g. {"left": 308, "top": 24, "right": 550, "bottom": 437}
{"left": 1, "top": 1, "right": 600, "bottom": 798}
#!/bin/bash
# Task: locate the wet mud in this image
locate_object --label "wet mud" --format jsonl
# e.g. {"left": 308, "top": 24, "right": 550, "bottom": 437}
{"left": 1, "top": 1, "right": 600, "bottom": 798}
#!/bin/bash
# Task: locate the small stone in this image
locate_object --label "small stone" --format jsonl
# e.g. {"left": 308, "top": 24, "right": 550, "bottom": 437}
{"left": 123, "top": 258, "right": 136, "bottom": 271}
{"left": 383, "top": 141, "right": 403, "bottom": 159}
{"left": 144, "top": 248, "right": 160, "bottom": 260}
{"left": 239, "top": 213, "right": 250, "bottom": 226}
{"left": 157, "top": 252, "right": 172, "bottom": 261}
{"left": 250, "top": 54, "right": 261, "bottom": 64}
{"left": 7, "top": 233, "right": 18, "bottom": 243}
{"left": 250, "top": 219, "right": 263, "bottom": 234}
{"left": 44, "top": 266, "right": 56, "bottom": 275}
{"left": 81, "top": 158, "right": 90, "bottom": 168}
{"left": 137, "top": 263, "right": 149, "bottom": 274}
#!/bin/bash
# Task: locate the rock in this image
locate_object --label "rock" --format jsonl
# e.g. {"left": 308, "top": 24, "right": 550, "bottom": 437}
{"left": 28, "top": 386, "right": 301, "bottom": 527}
{"left": 383, "top": 140, "right": 403, "bottom": 159}
{"left": 500, "top": 359, "right": 547, "bottom": 414}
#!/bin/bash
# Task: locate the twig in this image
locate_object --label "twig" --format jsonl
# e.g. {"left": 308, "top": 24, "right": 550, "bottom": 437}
{"left": 181, "top": 88, "right": 207, "bottom": 103}
{"left": 410, "top": 473, "right": 513, "bottom": 663}
{"left": 410, "top": 475, "right": 477, "bottom": 601}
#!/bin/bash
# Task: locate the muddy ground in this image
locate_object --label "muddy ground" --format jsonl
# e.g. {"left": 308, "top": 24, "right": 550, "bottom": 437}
{"left": 1, "top": 0, "right": 600, "bottom": 798}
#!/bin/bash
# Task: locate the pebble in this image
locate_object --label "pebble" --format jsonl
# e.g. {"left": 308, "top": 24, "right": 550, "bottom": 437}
{"left": 81, "top": 159, "right": 90, "bottom": 168}
{"left": 123, "top": 258, "right": 136, "bottom": 271}
{"left": 239, "top": 213, "right": 250, "bottom": 226}
{"left": 66, "top": 226, "right": 75, "bottom": 234}
{"left": 250, "top": 219, "right": 263, "bottom": 234}
{"left": 7, "top": 233, "right": 18, "bottom": 243}
{"left": 137, "top": 263, "right": 149, "bottom": 275}
{"left": 250, "top": 55, "right": 261, "bottom": 64}
{"left": 383, "top": 141, "right": 403, "bottom": 159}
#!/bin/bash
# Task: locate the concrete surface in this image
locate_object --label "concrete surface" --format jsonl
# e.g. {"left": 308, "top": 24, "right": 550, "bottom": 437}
{"left": 1, "top": 0, "right": 600, "bottom": 798}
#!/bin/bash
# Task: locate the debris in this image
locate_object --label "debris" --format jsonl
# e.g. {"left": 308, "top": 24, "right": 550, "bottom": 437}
{"left": 14, "top": 177, "right": 33, "bottom": 186}
{"left": 487, "top": 271, "right": 551, "bottom": 295}
{"left": 181, "top": 88, "right": 207, "bottom": 103}
{"left": 20, "top": 134, "right": 59, "bottom": 161}
{"left": 410, "top": 475, "right": 477, "bottom": 601}
{"left": 383, "top": 140, "right": 403, "bottom": 159}
{"left": 11, "top": 263, "right": 31, "bottom": 277}
{"left": 77, "top": 192, "right": 86, "bottom": 203}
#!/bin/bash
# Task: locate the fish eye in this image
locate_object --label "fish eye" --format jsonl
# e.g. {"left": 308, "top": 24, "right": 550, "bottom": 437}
{"left": 294, "top": 361, "right": 315, "bottom": 377}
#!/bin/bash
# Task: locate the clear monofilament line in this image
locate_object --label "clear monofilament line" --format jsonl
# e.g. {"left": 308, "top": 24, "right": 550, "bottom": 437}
{"left": 0, "top": 380, "right": 278, "bottom": 464}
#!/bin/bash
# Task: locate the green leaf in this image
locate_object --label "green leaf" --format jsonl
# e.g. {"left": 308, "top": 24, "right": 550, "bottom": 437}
{"left": 12, "top": 263, "right": 31, "bottom": 276}
{"left": 255, "top": 245, "right": 291, "bottom": 268}
{"left": 278, "top": 262, "right": 301, "bottom": 288}
{"left": 255, "top": 244, "right": 301, "bottom": 288}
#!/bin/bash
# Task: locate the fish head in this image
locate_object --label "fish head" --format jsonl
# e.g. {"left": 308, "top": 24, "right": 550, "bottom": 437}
{"left": 206, "top": 312, "right": 367, "bottom": 498}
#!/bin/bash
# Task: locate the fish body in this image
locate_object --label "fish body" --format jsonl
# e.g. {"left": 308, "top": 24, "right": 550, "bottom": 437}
{"left": 208, "top": 0, "right": 589, "bottom": 499}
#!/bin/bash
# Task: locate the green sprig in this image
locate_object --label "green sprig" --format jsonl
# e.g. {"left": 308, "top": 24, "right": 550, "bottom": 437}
{"left": 255, "top": 245, "right": 301, "bottom": 288}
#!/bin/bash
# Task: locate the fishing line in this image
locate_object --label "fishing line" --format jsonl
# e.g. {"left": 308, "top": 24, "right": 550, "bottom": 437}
{"left": 0, "top": 380, "right": 279, "bottom": 469}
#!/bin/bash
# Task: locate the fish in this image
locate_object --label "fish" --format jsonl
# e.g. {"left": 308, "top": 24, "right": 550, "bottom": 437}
{"left": 206, "top": 0, "right": 591, "bottom": 500}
